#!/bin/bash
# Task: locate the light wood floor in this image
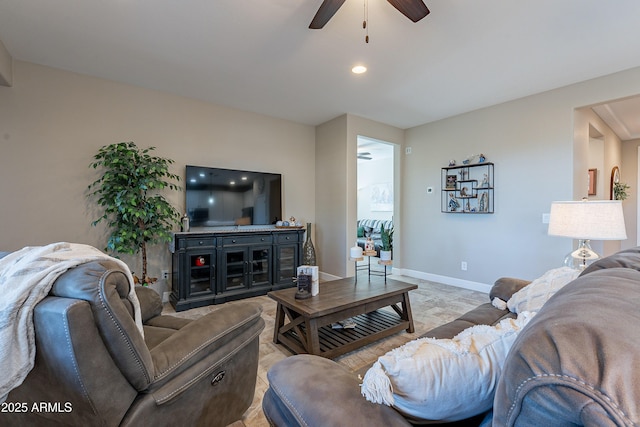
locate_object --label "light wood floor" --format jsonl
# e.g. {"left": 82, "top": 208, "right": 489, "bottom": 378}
{"left": 163, "top": 273, "right": 488, "bottom": 427}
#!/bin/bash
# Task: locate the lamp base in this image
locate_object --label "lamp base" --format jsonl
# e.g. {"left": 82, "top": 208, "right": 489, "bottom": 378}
{"left": 563, "top": 239, "right": 599, "bottom": 270}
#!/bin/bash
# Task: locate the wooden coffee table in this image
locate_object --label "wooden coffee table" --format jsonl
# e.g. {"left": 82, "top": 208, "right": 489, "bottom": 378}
{"left": 268, "top": 276, "right": 417, "bottom": 359}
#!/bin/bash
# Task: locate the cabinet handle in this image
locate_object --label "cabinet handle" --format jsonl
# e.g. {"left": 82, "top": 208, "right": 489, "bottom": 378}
{"left": 232, "top": 239, "right": 237, "bottom": 243}
{"left": 199, "top": 241, "right": 204, "bottom": 245}
{"left": 261, "top": 238, "right": 265, "bottom": 241}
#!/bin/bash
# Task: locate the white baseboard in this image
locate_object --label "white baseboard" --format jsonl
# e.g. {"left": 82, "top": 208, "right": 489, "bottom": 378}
{"left": 396, "top": 268, "right": 492, "bottom": 294}
{"left": 319, "top": 271, "right": 341, "bottom": 282}
{"left": 319, "top": 267, "right": 490, "bottom": 294}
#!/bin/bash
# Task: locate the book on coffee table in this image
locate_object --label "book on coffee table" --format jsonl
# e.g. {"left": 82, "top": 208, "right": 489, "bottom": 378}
{"left": 331, "top": 318, "right": 356, "bottom": 329}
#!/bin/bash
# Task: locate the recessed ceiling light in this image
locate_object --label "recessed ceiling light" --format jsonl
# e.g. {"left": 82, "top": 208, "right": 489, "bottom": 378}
{"left": 352, "top": 65, "right": 367, "bottom": 74}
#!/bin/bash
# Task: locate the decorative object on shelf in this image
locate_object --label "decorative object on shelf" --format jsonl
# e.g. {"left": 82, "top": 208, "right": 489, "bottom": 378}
{"left": 448, "top": 159, "right": 456, "bottom": 166}
{"left": 276, "top": 216, "right": 304, "bottom": 228}
{"left": 445, "top": 175, "right": 457, "bottom": 189}
{"left": 479, "top": 192, "right": 489, "bottom": 212}
{"left": 441, "top": 162, "right": 494, "bottom": 214}
{"left": 448, "top": 192, "right": 460, "bottom": 212}
{"left": 462, "top": 154, "right": 487, "bottom": 165}
{"left": 181, "top": 213, "right": 190, "bottom": 232}
{"left": 379, "top": 224, "right": 394, "bottom": 261}
{"left": 364, "top": 236, "right": 375, "bottom": 252}
{"left": 302, "top": 222, "right": 317, "bottom": 265}
{"left": 88, "top": 141, "right": 181, "bottom": 285}
{"left": 548, "top": 199, "right": 627, "bottom": 270}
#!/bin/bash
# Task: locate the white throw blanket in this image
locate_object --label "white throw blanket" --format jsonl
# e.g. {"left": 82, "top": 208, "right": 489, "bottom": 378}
{"left": 0, "top": 242, "right": 143, "bottom": 403}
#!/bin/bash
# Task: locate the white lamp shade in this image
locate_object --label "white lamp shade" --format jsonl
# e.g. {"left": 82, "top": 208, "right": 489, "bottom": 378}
{"left": 548, "top": 200, "right": 627, "bottom": 240}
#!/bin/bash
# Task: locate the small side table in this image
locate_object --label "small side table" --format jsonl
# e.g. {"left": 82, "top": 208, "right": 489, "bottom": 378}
{"left": 378, "top": 259, "right": 392, "bottom": 283}
{"left": 349, "top": 256, "right": 364, "bottom": 283}
{"left": 351, "top": 251, "right": 391, "bottom": 282}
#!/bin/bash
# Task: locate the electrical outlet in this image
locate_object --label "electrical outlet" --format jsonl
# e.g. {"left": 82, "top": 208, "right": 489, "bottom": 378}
{"left": 161, "top": 270, "right": 169, "bottom": 280}
{"left": 461, "top": 261, "right": 467, "bottom": 271}
{"left": 405, "top": 147, "right": 412, "bottom": 154}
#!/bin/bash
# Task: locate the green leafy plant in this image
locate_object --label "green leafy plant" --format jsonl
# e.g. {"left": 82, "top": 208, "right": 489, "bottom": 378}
{"left": 614, "top": 182, "right": 630, "bottom": 201}
{"left": 380, "top": 224, "right": 394, "bottom": 251}
{"left": 88, "top": 142, "right": 181, "bottom": 284}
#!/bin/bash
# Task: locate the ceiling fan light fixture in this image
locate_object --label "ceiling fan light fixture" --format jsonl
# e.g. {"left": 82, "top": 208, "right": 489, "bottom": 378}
{"left": 352, "top": 65, "right": 367, "bottom": 74}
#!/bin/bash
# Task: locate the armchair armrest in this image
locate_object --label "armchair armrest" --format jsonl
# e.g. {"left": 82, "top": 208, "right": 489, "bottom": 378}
{"left": 490, "top": 277, "right": 531, "bottom": 302}
{"left": 263, "top": 355, "right": 411, "bottom": 427}
{"left": 147, "top": 302, "right": 264, "bottom": 403}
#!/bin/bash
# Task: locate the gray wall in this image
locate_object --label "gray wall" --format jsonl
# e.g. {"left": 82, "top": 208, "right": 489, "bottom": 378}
{"left": 0, "top": 61, "right": 315, "bottom": 278}
{"left": 3, "top": 60, "right": 640, "bottom": 289}
{"left": 399, "top": 67, "right": 640, "bottom": 290}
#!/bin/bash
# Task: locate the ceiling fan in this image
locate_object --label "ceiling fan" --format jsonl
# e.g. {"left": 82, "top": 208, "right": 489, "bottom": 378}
{"left": 310, "top": 0, "right": 430, "bottom": 29}
{"left": 357, "top": 151, "right": 372, "bottom": 160}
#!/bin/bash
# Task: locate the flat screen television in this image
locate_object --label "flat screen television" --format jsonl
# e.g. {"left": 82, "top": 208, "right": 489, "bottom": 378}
{"left": 185, "top": 165, "right": 282, "bottom": 228}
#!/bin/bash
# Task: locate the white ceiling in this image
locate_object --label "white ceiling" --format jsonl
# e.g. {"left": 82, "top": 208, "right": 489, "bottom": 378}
{"left": 592, "top": 97, "right": 640, "bottom": 141}
{"left": 1, "top": 1, "right": 640, "bottom": 130}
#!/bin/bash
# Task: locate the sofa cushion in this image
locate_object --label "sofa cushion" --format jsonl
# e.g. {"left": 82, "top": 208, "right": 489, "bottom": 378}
{"left": 265, "top": 354, "right": 411, "bottom": 427}
{"left": 135, "top": 285, "right": 164, "bottom": 323}
{"left": 493, "top": 268, "right": 640, "bottom": 426}
{"left": 580, "top": 246, "right": 640, "bottom": 276}
{"left": 506, "top": 267, "right": 579, "bottom": 314}
{"left": 361, "top": 313, "right": 534, "bottom": 422}
{"left": 490, "top": 277, "right": 531, "bottom": 302}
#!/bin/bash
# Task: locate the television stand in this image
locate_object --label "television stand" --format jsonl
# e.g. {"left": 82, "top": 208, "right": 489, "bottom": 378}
{"left": 169, "top": 228, "right": 303, "bottom": 311}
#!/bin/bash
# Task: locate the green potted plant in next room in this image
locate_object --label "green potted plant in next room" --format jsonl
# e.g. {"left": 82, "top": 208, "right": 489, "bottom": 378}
{"left": 379, "top": 224, "right": 394, "bottom": 261}
{"left": 88, "top": 141, "right": 182, "bottom": 285}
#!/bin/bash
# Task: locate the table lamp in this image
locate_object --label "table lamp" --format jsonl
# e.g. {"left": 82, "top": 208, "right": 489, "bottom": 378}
{"left": 548, "top": 200, "right": 627, "bottom": 269}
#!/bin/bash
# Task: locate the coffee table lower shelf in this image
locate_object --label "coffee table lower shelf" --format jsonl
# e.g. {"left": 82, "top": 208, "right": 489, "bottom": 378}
{"left": 276, "top": 309, "right": 409, "bottom": 359}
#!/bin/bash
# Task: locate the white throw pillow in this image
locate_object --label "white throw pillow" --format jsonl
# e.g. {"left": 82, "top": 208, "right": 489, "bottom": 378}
{"left": 506, "top": 267, "right": 579, "bottom": 314}
{"left": 360, "top": 313, "right": 534, "bottom": 422}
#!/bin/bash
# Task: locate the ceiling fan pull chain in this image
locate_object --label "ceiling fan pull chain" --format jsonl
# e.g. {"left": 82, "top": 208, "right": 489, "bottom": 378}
{"left": 363, "top": 0, "right": 369, "bottom": 43}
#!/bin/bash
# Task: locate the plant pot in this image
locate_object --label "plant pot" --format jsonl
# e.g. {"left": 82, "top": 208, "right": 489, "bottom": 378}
{"left": 380, "top": 250, "right": 392, "bottom": 261}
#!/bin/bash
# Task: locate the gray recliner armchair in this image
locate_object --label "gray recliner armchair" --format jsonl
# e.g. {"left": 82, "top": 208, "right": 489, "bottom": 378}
{"left": 1, "top": 259, "right": 265, "bottom": 427}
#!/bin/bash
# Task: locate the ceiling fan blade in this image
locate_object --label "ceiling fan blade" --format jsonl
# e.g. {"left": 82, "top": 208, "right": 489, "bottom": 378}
{"left": 386, "top": 0, "right": 430, "bottom": 23}
{"left": 309, "top": 0, "right": 347, "bottom": 29}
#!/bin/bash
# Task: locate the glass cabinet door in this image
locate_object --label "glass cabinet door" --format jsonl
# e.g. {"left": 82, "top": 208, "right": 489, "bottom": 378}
{"left": 275, "top": 245, "right": 297, "bottom": 285}
{"left": 188, "top": 251, "right": 214, "bottom": 295}
{"left": 223, "top": 248, "right": 247, "bottom": 291}
{"left": 250, "top": 247, "right": 271, "bottom": 287}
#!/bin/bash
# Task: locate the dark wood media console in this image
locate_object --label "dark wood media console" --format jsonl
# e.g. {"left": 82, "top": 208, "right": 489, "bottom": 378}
{"left": 170, "top": 228, "right": 303, "bottom": 311}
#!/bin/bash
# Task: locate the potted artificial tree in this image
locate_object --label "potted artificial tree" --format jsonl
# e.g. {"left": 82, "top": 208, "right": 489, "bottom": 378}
{"left": 379, "top": 224, "right": 394, "bottom": 261}
{"left": 88, "top": 142, "right": 181, "bottom": 285}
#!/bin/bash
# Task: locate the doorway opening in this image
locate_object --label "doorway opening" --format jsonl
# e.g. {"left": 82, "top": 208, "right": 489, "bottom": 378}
{"left": 357, "top": 136, "right": 395, "bottom": 270}
{"left": 357, "top": 136, "right": 394, "bottom": 221}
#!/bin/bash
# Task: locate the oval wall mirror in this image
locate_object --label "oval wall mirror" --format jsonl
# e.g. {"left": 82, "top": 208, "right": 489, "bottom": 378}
{"left": 610, "top": 166, "right": 620, "bottom": 200}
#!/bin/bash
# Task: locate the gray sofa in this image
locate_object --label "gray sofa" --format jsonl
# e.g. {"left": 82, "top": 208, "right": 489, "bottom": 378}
{"left": 1, "top": 258, "right": 265, "bottom": 427}
{"left": 262, "top": 275, "right": 531, "bottom": 426}
{"left": 263, "top": 248, "right": 640, "bottom": 426}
